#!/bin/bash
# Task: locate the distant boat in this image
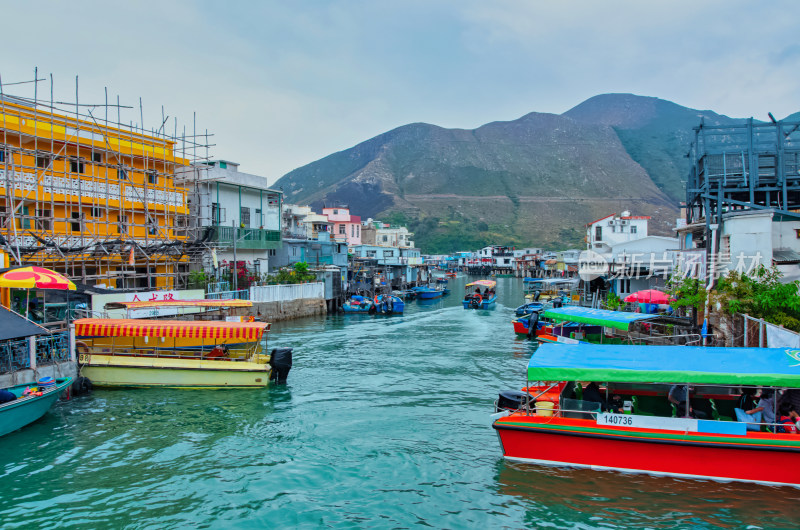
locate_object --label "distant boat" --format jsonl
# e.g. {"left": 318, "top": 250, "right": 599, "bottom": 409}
{"left": 413, "top": 286, "right": 446, "bottom": 300}
{"left": 463, "top": 280, "right": 497, "bottom": 309}
{"left": 0, "top": 378, "right": 72, "bottom": 438}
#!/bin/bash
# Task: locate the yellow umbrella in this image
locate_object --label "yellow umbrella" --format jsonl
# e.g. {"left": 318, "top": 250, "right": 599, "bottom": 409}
{"left": 0, "top": 266, "right": 77, "bottom": 290}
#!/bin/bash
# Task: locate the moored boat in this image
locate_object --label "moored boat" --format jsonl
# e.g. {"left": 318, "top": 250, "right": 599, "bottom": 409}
{"left": 374, "top": 294, "right": 405, "bottom": 315}
{"left": 493, "top": 343, "right": 800, "bottom": 487}
{"left": 463, "top": 280, "right": 497, "bottom": 309}
{"left": 342, "top": 295, "right": 375, "bottom": 313}
{"left": 0, "top": 377, "right": 72, "bottom": 437}
{"left": 414, "top": 286, "right": 446, "bottom": 300}
{"left": 75, "top": 319, "right": 287, "bottom": 388}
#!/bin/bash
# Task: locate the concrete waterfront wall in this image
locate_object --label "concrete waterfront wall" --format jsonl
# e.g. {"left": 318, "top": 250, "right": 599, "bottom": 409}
{"left": 252, "top": 298, "right": 327, "bottom": 322}
{"left": 0, "top": 361, "right": 77, "bottom": 388}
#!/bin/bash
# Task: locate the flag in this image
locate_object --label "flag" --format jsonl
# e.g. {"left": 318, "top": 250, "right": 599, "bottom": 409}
{"left": 128, "top": 247, "right": 135, "bottom": 266}
{"left": 212, "top": 248, "right": 218, "bottom": 269}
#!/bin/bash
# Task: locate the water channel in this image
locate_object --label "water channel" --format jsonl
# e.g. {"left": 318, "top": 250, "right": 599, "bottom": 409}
{"left": 0, "top": 276, "right": 797, "bottom": 528}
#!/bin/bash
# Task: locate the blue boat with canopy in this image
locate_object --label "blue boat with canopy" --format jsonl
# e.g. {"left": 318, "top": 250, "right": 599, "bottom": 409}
{"left": 463, "top": 280, "right": 497, "bottom": 309}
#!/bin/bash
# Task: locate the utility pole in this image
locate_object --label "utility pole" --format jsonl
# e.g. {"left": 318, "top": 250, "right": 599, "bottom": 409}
{"left": 232, "top": 220, "right": 237, "bottom": 292}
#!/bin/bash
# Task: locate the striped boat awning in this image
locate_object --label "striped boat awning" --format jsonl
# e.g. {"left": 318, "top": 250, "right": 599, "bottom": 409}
{"left": 74, "top": 319, "right": 269, "bottom": 340}
{"left": 104, "top": 299, "right": 253, "bottom": 310}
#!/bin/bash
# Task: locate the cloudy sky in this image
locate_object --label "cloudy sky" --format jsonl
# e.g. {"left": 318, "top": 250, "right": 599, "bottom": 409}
{"left": 3, "top": 1, "right": 799, "bottom": 183}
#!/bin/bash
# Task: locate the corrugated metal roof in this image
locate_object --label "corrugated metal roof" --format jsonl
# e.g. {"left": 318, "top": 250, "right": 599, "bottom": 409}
{"left": 773, "top": 249, "right": 800, "bottom": 263}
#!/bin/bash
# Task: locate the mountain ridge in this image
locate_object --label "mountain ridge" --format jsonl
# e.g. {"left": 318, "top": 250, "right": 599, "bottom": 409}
{"left": 273, "top": 94, "right": 794, "bottom": 252}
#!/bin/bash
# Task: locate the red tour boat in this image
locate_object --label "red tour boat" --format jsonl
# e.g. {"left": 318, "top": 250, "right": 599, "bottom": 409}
{"left": 493, "top": 342, "right": 800, "bottom": 487}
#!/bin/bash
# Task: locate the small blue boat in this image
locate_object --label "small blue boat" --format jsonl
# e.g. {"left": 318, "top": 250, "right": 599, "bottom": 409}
{"left": 463, "top": 280, "right": 497, "bottom": 309}
{"left": 515, "top": 301, "right": 544, "bottom": 316}
{"left": 435, "top": 278, "right": 448, "bottom": 284}
{"left": 374, "top": 294, "right": 405, "bottom": 315}
{"left": 413, "top": 286, "right": 446, "bottom": 300}
{"left": 0, "top": 377, "right": 72, "bottom": 438}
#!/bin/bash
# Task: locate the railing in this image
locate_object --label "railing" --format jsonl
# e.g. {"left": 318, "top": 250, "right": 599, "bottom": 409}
{"left": 0, "top": 338, "right": 31, "bottom": 373}
{"left": 35, "top": 332, "right": 70, "bottom": 366}
{"left": 250, "top": 282, "right": 324, "bottom": 303}
{"left": 80, "top": 345, "right": 258, "bottom": 361}
{"left": 212, "top": 227, "right": 281, "bottom": 250}
{"left": 206, "top": 289, "right": 250, "bottom": 300}
{"left": 207, "top": 281, "right": 230, "bottom": 294}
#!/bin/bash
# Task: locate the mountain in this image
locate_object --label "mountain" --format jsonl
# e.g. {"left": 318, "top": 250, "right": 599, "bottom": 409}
{"left": 274, "top": 94, "right": 781, "bottom": 253}
{"left": 564, "top": 94, "right": 747, "bottom": 201}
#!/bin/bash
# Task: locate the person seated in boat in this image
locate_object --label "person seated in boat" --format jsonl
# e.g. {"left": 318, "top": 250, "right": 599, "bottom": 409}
{"left": 776, "top": 403, "right": 800, "bottom": 434}
{"left": 748, "top": 389, "right": 776, "bottom": 431}
{"left": 582, "top": 382, "right": 607, "bottom": 410}
{"left": 207, "top": 344, "right": 229, "bottom": 359}
{"left": 736, "top": 386, "right": 759, "bottom": 413}
{"left": 668, "top": 384, "right": 707, "bottom": 419}
{"left": 0, "top": 388, "right": 16, "bottom": 403}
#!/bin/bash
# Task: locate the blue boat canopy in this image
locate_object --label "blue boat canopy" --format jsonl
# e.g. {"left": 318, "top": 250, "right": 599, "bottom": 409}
{"left": 541, "top": 306, "right": 659, "bottom": 331}
{"left": 528, "top": 343, "right": 800, "bottom": 387}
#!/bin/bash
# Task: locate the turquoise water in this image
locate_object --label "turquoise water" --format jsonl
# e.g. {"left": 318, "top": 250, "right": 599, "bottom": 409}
{"left": 1, "top": 277, "right": 798, "bottom": 528}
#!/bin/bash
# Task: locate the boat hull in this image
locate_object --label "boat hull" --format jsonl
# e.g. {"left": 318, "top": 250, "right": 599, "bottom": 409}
{"left": 0, "top": 378, "right": 72, "bottom": 437}
{"left": 80, "top": 354, "right": 270, "bottom": 388}
{"left": 462, "top": 295, "right": 497, "bottom": 309}
{"left": 494, "top": 416, "right": 800, "bottom": 487}
{"left": 416, "top": 291, "right": 443, "bottom": 299}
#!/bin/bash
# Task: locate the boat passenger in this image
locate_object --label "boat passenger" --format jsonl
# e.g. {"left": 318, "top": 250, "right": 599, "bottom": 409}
{"left": 757, "top": 390, "right": 777, "bottom": 429}
{"left": 736, "top": 386, "right": 759, "bottom": 412}
{"left": 668, "top": 384, "right": 707, "bottom": 419}
{"left": 582, "top": 382, "right": 607, "bottom": 411}
{"left": 776, "top": 403, "right": 800, "bottom": 434}
{"left": 0, "top": 389, "right": 16, "bottom": 403}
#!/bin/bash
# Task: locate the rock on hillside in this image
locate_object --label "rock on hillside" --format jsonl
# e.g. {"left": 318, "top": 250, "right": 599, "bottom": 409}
{"left": 564, "top": 93, "right": 747, "bottom": 201}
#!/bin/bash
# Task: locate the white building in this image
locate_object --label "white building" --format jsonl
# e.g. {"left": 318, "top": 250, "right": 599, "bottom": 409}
{"left": 182, "top": 160, "right": 282, "bottom": 274}
{"left": 586, "top": 211, "right": 650, "bottom": 253}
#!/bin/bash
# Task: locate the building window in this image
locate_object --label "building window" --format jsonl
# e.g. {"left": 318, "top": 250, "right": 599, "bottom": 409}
{"left": 384, "top": 250, "right": 394, "bottom": 257}
{"left": 36, "top": 209, "right": 51, "bottom": 231}
{"left": 339, "top": 224, "right": 346, "bottom": 235}
{"left": 147, "top": 172, "right": 158, "bottom": 185}
{"left": 240, "top": 207, "right": 250, "bottom": 228}
{"left": 595, "top": 225, "right": 602, "bottom": 241}
{"left": 91, "top": 207, "right": 105, "bottom": 218}
{"left": 255, "top": 208, "right": 262, "bottom": 227}
{"left": 70, "top": 159, "right": 85, "bottom": 174}
{"left": 118, "top": 214, "right": 128, "bottom": 234}
{"left": 367, "top": 250, "right": 376, "bottom": 257}
{"left": 118, "top": 167, "right": 127, "bottom": 180}
{"left": 631, "top": 225, "right": 637, "bottom": 234}
{"left": 92, "top": 152, "right": 103, "bottom": 163}
{"left": 268, "top": 249, "right": 276, "bottom": 257}
{"left": 382, "top": 235, "right": 388, "bottom": 242}
{"left": 36, "top": 154, "right": 51, "bottom": 169}
{"left": 212, "top": 202, "right": 222, "bottom": 224}
{"left": 357, "top": 226, "right": 360, "bottom": 237}
{"left": 0, "top": 150, "right": 4, "bottom": 162}
{"left": 70, "top": 212, "right": 83, "bottom": 232}
{"left": 148, "top": 219, "right": 158, "bottom": 235}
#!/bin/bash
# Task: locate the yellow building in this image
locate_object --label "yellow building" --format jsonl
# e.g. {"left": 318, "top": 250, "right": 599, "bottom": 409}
{"left": 0, "top": 95, "right": 196, "bottom": 289}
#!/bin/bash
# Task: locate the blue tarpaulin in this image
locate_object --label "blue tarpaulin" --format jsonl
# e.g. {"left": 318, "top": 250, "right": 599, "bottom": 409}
{"left": 541, "top": 306, "right": 659, "bottom": 330}
{"left": 528, "top": 343, "right": 800, "bottom": 387}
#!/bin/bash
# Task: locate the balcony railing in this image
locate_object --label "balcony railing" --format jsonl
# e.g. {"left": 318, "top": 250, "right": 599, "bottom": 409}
{"left": 212, "top": 227, "right": 281, "bottom": 250}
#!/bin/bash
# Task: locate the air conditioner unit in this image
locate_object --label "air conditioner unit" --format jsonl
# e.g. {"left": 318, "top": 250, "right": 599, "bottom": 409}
{"left": 620, "top": 220, "right": 628, "bottom": 225}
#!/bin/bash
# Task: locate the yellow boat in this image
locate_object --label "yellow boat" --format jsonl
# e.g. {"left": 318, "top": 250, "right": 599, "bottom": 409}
{"left": 75, "top": 318, "right": 279, "bottom": 388}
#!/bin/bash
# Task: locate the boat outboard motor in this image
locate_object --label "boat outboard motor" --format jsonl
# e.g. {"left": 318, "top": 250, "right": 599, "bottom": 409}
{"left": 497, "top": 390, "right": 530, "bottom": 412}
{"left": 470, "top": 296, "right": 481, "bottom": 308}
{"left": 71, "top": 376, "right": 93, "bottom": 396}
{"left": 527, "top": 312, "right": 540, "bottom": 339}
{"left": 534, "top": 290, "right": 541, "bottom": 302}
{"left": 269, "top": 347, "right": 293, "bottom": 384}
{"left": 552, "top": 299, "right": 563, "bottom": 308}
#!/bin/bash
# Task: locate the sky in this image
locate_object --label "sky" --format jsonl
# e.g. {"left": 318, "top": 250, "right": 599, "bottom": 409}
{"left": 2, "top": 1, "right": 799, "bottom": 184}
